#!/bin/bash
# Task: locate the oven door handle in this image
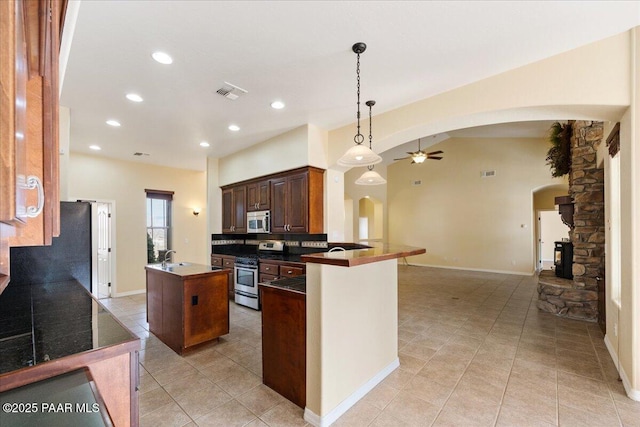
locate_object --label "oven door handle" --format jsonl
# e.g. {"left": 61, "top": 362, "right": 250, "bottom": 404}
{"left": 235, "top": 290, "right": 258, "bottom": 299}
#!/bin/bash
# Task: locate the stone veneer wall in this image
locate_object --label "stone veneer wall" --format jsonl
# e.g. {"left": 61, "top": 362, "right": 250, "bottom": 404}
{"left": 537, "top": 121, "right": 605, "bottom": 321}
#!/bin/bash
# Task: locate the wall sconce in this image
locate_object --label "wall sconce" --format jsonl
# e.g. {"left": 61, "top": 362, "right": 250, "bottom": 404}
{"left": 193, "top": 208, "right": 201, "bottom": 216}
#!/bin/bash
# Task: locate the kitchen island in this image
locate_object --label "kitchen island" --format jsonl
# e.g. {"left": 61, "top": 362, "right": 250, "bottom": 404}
{"left": 300, "top": 244, "right": 425, "bottom": 427}
{"left": 145, "top": 263, "right": 230, "bottom": 355}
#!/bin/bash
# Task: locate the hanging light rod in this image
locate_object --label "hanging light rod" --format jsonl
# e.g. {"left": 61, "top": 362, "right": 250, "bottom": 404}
{"left": 356, "top": 100, "right": 387, "bottom": 185}
{"left": 337, "top": 42, "right": 382, "bottom": 167}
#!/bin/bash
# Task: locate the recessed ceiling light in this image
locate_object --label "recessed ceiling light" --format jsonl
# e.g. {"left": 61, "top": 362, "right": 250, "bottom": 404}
{"left": 271, "top": 101, "right": 285, "bottom": 110}
{"left": 126, "top": 93, "right": 143, "bottom": 102}
{"left": 89, "top": 145, "right": 101, "bottom": 151}
{"left": 152, "top": 51, "right": 173, "bottom": 65}
{"left": 106, "top": 120, "right": 121, "bottom": 127}
{"left": 200, "top": 141, "right": 210, "bottom": 147}
{"left": 228, "top": 124, "right": 240, "bottom": 132}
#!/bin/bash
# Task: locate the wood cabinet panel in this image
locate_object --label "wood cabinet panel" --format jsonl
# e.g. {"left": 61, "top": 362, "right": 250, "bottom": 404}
{"left": 222, "top": 186, "right": 246, "bottom": 233}
{"left": 279, "top": 265, "right": 304, "bottom": 278}
{"left": 286, "top": 172, "right": 308, "bottom": 233}
{"left": 270, "top": 177, "right": 287, "bottom": 233}
{"left": 184, "top": 275, "right": 229, "bottom": 347}
{"left": 259, "top": 262, "right": 278, "bottom": 275}
{"left": 247, "top": 180, "right": 270, "bottom": 211}
{"left": 146, "top": 268, "right": 230, "bottom": 354}
{"left": 261, "top": 286, "right": 306, "bottom": 408}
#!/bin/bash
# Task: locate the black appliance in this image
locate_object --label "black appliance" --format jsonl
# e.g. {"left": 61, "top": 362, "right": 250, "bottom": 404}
{"left": 9, "top": 201, "right": 92, "bottom": 290}
{"left": 554, "top": 241, "right": 573, "bottom": 280}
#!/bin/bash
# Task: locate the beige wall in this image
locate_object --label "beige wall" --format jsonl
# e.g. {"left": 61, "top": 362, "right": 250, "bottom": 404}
{"left": 533, "top": 184, "right": 569, "bottom": 211}
{"left": 217, "top": 124, "right": 328, "bottom": 187}
{"left": 306, "top": 259, "right": 398, "bottom": 418}
{"left": 68, "top": 153, "right": 208, "bottom": 295}
{"left": 344, "top": 165, "right": 388, "bottom": 243}
{"left": 387, "top": 137, "right": 564, "bottom": 274}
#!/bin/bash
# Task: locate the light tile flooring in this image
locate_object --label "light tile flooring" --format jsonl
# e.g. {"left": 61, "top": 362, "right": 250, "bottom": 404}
{"left": 101, "top": 266, "right": 640, "bottom": 427}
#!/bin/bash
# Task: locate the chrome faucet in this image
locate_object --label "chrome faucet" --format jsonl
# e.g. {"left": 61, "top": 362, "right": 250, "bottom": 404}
{"left": 162, "top": 250, "right": 176, "bottom": 268}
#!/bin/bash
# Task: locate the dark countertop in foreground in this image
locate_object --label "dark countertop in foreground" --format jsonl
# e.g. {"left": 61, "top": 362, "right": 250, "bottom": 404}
{"left": 301, "top": 244, "right": 425, "bottom": 267}
{"left": 260, "top": 275, "right": 306, "bottom": 295}
{"left": 0, "top": 280, "right": 139, "bottom": 381}
{"left": 146, "top": 262, "right": 229, "bottom": 278}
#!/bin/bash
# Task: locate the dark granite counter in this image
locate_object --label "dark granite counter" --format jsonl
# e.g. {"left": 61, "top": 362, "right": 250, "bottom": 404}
{"left": 0, "top": 280, "right": 138, "bottom": 375}
{"left": 260, "top": 275, "right": 306, "bottom": 295}
{"left": 145, "top": 262, "right": 229, "bottom": 278}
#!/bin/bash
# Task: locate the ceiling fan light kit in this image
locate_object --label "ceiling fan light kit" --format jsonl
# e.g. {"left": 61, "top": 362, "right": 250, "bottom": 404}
{"left": 393, "top": 138, "right": 444, "bottom": 164}
{"left": 338, "top": 42, "right": 383, "bottom": 168}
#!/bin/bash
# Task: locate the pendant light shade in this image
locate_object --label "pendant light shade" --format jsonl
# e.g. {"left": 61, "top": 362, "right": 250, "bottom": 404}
{"left": 355, "top": 168, "right": 387, "bottom": 185}
{"left": 356, "top": 100, "right": 386, "bottom": 185}
{"left": 338, "top": 42, "right": 382, "bottom": 167}
{"left": 339, "top": 144, "right": 382, "bottom": 167}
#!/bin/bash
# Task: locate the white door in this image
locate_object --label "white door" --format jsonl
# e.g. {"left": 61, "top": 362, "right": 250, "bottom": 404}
{"left": 96, "top": 202, "right": 112, "bottom": 298}
{"left": 538, "top": 210, "right": 569, "bottom": 270}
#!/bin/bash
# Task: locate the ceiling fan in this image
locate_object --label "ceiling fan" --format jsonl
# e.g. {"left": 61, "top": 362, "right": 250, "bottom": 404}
{"left": 393, "top": 138, "right": 444, "bottom": 164}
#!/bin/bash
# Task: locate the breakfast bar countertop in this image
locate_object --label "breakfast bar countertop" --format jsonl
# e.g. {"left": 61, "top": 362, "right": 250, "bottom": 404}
{"left": 300, "top": 243, "right": 425, "bottom": 267}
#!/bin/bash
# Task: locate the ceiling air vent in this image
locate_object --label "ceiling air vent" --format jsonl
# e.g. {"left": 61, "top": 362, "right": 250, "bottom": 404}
{"left": 133, "top": 152, "right": 150, "bottom": 156}
{"left": 481, "top": 170, "right": 496, "bottom": 178}
{"left": 216, "top": 82, "right": 248, "bottom": 100}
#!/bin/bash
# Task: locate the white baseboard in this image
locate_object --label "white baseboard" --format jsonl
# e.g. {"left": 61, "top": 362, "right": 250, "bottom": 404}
{"left": 400, "top": 262, "right": 534, "bottom": 277}
{"left": 304, "top": 358, "right": 400, "bottom": 427}
{"left": 112, "top": 289, "right": 146, "bottom": 297}
{"left": 604, "top": 334, "right": 640, "bottom": 401}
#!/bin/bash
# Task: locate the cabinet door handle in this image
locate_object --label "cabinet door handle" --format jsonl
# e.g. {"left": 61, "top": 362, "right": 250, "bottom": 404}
{"left": 22, "top": 175, "right": 45, "bottom": 218}
{"left": 287, "top": 270, "right": 292, "bottom": 274}
{"left": 265, "top": 267, "right": 270, "bottom": 271}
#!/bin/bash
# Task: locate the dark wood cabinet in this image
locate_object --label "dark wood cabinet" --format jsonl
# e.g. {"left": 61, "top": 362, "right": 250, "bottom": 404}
{"left": 270, "top": 167, "right": 324, "bottom": 234}
{"left": 221, "top": 166, "right": 324, "bottom": 236}
{"left": 146, "top": 267, "right": 230, "bottom": 354}
{"left": 261, "top": 285, "right": 306, "bottom": 408}
{"left": 211, "top": 255, "right": 235, "bottom": 299}
{"left": 222, "top": 186, "right": 246, "bottom": 233}
{"left": 247, "top": 179, "right": 270, "bottom": 211}
{"left": 258, "top": 260, "right": 305, "bottom": 284}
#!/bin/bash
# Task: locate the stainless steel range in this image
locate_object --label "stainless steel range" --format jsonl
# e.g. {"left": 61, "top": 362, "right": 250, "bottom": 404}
{"left": 234, "top": 241, "right": 285, "bottom": 310}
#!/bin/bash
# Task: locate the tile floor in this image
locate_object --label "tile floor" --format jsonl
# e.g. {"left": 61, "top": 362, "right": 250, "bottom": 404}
{"left": 101, "top": 266, "right": 640, "bottom": 427}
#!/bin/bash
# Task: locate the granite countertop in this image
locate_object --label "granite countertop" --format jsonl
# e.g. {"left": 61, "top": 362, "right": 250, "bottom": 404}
{"left": 300, "top": 243, "right": 426, "bottom": 267}
{"left": 0, "top": 280, "right": 138, "bottom": 375}
{"left": 260, "top": 275, "right": 306, "bottom": 295}
{"left": 145, "top": 262, "right": 229, "bottom": 278}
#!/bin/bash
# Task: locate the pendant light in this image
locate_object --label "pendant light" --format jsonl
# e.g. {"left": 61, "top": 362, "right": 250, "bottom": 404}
{"left": 356, "top": 100, "right": 387, "bottom": 185}
{"left": 337, "top": 43, "right": 382, "bottom": 167}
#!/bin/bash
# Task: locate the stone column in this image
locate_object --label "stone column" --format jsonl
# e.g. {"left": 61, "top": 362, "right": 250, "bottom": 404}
{"left": 569, "top": 121, "right": 605, "bottom": 318}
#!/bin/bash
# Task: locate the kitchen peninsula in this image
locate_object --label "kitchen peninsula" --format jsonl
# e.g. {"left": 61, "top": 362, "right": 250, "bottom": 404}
{"left": 145, "top": 263, "right": 230, "bottom": 355}
{"left": 301, "top": 244, "right": 425, "bottom": 427}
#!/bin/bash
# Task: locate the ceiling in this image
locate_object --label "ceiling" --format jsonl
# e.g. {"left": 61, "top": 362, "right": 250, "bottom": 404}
{"left": 60, "top": 1, "right": 640, "bottom": 171}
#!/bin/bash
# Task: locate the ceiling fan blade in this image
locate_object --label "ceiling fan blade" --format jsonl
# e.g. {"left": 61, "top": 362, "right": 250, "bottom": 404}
{"left": 427, "top": 150, "right": 443, "bottom": 155}
{"left": 428, "top": 156, "right": 443, "bottom": 160}
{"left": 393, "top": 157, "right": 410, "bottom": 161}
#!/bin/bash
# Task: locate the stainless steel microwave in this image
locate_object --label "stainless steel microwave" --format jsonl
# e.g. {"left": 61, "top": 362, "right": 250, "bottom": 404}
{"left": 247, "top": 210, "right": 270, "bottom": 233}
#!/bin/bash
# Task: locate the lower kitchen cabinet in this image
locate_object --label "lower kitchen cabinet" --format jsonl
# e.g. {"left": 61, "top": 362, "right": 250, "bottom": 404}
{"left": 260, "top": 284, "right": 306, "bottom": 408}
{"left": 211, "top": 255, "right": 235, "bottom": 299}
{"left": 146, "top": 266, "right": 229, "bottom": 354}
{"left": 258, "top": 260, "right": 305, "bottom": 284}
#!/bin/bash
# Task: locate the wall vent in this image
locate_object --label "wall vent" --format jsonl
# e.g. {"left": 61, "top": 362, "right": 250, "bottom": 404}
{"left": 481, "top": 170, "right": 496, "bottom": 178}
{"left": 133, "top": 152, "right": 150, "bottom": 156}
{"left": 411, "top": 180, "right": 422, "bottom": 186}
{"left": 216, "top": 81, "right": 248, "bottom": 100}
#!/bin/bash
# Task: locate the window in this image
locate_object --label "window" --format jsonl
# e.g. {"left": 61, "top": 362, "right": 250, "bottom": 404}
{"left": 146, "top": 189, "right": 173, "bottom": 263}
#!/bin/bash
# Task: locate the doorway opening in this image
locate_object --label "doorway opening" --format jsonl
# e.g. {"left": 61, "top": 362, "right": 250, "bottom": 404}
{"left": 90, "top": 201, "right": 115, "bottom": 299}
{"left": 537, "top": 210, "right": 570, "bottom": 272}
{"left": 358, "top": 196, "right": 383, "bottom": 242}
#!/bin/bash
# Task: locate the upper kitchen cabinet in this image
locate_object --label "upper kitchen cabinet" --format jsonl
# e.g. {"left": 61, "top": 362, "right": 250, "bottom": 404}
{"left": 246, "top": 179, "right": 270, "bottom": 212}
{"left": 0, "top": 0, "right": 63, "bottom": 247}
{"left": 271, "top": 167, "right": 324, "bottom": 234}
{"left": 222, "top": 186, "right": 247, "bottom": 233}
